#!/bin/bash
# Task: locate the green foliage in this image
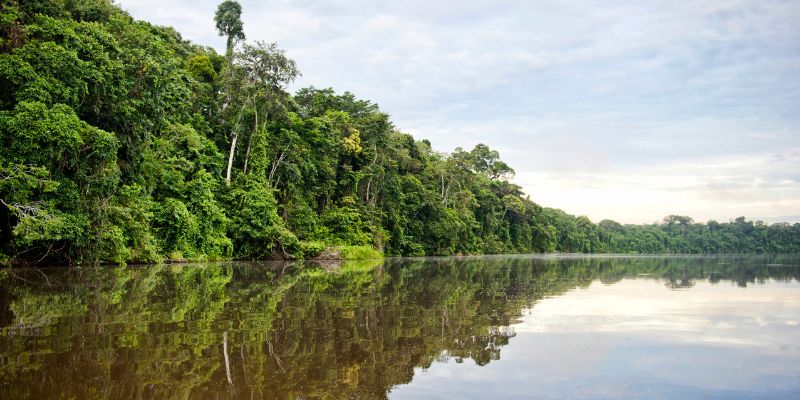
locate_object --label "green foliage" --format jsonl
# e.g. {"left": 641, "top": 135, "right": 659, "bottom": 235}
{"left": 66, "top": 0, "right": 117, "bottom": 23}
{"left": 319, "top": 197, "right": 374, "bottom": 246}
{"left": 299, "top": 240, "right": 326, "bottom": 258}
{"left": 227, "top": 175, "right": 300, "bottom": 259}
{"left": 186, "top": 54, "right": 216, "bottom": 82}
{"left": 214, "top": 0, "right": 244, "bottom": 57}
{"left": 334, "top": 245, "right": 383, "bottom": 260}
{"left": 1, "top": 0, "right": 797, "bottom": 266}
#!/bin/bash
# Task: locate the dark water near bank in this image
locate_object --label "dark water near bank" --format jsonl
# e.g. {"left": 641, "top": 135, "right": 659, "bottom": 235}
{"left": 1, "top": 255, "right": 799, "bottom": 399}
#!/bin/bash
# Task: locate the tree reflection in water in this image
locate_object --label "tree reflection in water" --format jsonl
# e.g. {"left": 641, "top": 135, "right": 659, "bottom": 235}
{"left": 0, "top": 255, "right": 798, "bottom": 399}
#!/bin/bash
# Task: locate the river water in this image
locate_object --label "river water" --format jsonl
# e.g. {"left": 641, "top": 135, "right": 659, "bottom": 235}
{"left": 1, "top": 255, "right": 798, "bottom": 399}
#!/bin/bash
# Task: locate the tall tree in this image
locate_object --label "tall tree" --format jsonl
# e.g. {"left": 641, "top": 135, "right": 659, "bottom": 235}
{"left": 224, "top": 41, "right": 299, "bottom": 185}
{"left": 214, "top": 0, "right": 245, "bottom": 59}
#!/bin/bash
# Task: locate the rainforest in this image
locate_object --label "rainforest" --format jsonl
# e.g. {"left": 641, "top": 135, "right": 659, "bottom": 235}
{"left": 1, "top": 0, "right": 799, "bottom": 266}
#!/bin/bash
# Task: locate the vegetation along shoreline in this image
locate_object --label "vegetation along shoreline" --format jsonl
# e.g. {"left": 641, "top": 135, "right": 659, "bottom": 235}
{"left": 1, "top": 0, "right": 798, "bottom": 267}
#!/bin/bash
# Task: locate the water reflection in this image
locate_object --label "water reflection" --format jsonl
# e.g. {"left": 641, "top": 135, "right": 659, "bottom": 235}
{"left": 0, "top": 256, "right": 798, "bottom": 399}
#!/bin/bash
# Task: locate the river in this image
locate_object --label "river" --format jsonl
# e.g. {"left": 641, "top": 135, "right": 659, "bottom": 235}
{"left": 1, "top": 255, "right": 798, "bottom": 399}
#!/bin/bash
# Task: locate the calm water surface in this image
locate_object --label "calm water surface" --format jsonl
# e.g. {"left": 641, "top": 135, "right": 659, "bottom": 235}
{"left": 1, "top": 255, "right": 799, "bottom": 399}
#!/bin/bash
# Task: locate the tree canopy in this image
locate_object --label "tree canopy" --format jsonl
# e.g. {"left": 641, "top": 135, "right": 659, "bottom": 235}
{"left": 0, "top": 0, "right": 798, "bottom": 266}
{"left": 214, "top": 0, "right": 244, "bottom": 58}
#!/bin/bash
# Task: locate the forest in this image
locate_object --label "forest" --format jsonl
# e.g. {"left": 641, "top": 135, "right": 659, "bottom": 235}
{"left": 1, "top": 0, "right": 798, "bottom": 266}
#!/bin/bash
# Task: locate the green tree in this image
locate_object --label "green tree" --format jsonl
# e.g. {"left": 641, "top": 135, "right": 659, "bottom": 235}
{"left": 214, "top": 0, "right": 244, "bottom": 59}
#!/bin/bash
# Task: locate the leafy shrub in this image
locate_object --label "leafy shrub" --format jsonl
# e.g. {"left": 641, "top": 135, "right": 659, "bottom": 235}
{"left": 335, "top": 245, "right": 382, "bottom": 260}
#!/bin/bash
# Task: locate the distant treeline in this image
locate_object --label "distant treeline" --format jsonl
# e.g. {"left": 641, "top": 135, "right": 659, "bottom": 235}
{"left": 1, "top": 0, "right": 798, "bottom": 265}
{"left": 578, "top": 215, "right": 798, "bottom": 254}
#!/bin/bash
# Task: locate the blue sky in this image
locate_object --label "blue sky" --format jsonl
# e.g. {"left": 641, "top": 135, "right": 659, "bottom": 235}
{"left": 117, "top": 0, "right": 800, "bottom": 223}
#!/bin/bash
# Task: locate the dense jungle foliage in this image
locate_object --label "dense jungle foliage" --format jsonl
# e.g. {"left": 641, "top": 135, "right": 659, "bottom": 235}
{"left": 1, "top": 256, "right": 798, "bottom": 398}
{"left": 1, "top": 0, "right": 798, "bottom": 265}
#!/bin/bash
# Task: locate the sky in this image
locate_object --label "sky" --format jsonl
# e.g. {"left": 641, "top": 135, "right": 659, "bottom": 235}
{"left": 116, "top": 0, "right": 800, "bottom": 224}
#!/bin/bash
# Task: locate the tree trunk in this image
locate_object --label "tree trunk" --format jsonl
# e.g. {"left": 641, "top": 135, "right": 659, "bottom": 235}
{"left": 268, "top": 146, "right": 287, "bottom": 187}
{"left": 226, "top": 37, "right": 234, "bottom": 60}
{"left": 266, "top": 334, "right": 285, "bottom": 372}
{"left": 243, "top": 107, "right": 257, "bottom": 174}
{"left": 223, "top": 331, "right": 233, "bottom": 385}
{"left": 365, "top": 145, "right": 378, "bottom": 205}
{"left": 225, "top": 108, "right": 246, "bottom": 186}
{"left": 225, "top": 133, "right": 238, "bottom": 186}
{"left": 443, "top": 178, "right": 452, "bottom": 207}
